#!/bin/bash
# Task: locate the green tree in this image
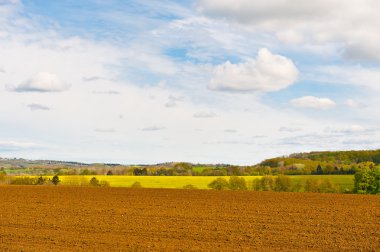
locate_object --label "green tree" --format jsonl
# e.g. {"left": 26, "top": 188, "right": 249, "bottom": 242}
{"left": 316, "top": 164, "right": 323, "bottom": 175}
{"left": 229, "top": 176, "right": 247, "bottom": 190}
{"left": 89, "top": 177, "right": 100, "bottom": 187}
{"left": 304, "top": 178, "right": 320, "bottom": 192}
{"left": 51, "top": 175, "right": 60, "bottom": 186}
{"left": 35, "top": 176, "right": 46, "bottom": 185}
{"left": 261, "top": 175, "right": 276, "bottom": 191}
{"left": 354, "top": 166, "right": 380, "bottom": 194}
{"left": 208, "top": 177, "right": 229, "bottom": 190}
{"left": 275, "top": 175, "right": 292, "bottom": 192}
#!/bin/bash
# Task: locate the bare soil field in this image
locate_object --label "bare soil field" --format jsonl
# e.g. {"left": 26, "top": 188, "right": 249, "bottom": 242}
{"left": 0, "top": 186, "right": 379, "bottom": 251}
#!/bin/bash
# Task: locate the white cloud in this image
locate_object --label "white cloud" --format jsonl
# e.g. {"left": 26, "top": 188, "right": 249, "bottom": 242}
{"left": 198, "top": 0, "right": 380, "bottom": 61}
{"left": 312, "top": 65, "right": 380, "bottom": 90}
{"left": 345, "top": 99, "right": 366, "bottom": 109}
{"left": 208, "top": 48, "right": 298, "bottom": 92}
{"left": 12, "top": 72, "right": 70, "bottom": 92}
{"left": 291, "top": 96, "right": 336, "bottom": 110}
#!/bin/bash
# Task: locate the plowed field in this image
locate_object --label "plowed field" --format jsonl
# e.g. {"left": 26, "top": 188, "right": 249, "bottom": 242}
{"left": 0, "top": 186, "right": 379, "bottom": 251}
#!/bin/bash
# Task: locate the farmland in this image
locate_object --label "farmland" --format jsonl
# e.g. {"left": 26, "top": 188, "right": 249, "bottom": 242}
{"left": 58, "top": 175, "right": 354, "bottom": 189}
{"left": 0, "top": 186, "right": 379, "bottom": 251}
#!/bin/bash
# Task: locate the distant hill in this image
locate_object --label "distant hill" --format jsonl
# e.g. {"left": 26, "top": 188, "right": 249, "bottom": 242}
{"left": 258, "top": 149, "right": 380, "bottom": 175}
{"left": 261, "top": 149, "right": 380, "bottom": 166}
{"left": 2, "top": 149, "right": 380, "bottom": 176}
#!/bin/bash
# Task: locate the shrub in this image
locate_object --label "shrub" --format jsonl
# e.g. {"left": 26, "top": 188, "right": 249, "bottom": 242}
{"left": 251, "top": 178, "right": 262, "bottom": 191}
{"left": 319, "top": 178, "right": 336, "bottom": 193}
{"left": 261, "top": 175, "right": 276, "bottom": 191}
{"left": 275, "top": 175, "right": 292, "bottom": 192}
{"left": 354, "top": 166, "right": 380, "bottom": 194}
{"left": 10, "top": 176, "right": 37, "bottom": 185}
{"left": 0, "top": 172, "right": 8, "bottom": 184}
{"left": 51, "top": 175, "right": 60, "bottom": 186}
{"left": 304, "top": 178, "right": 320, "bottom": 192}
{"left": 89, "top": 177, "right": 100, "bottom": 187}
{"left": 291, "top": 180, "right": 303, "bottom": 192}
{"left": 208, "top": 177, "right": 229, "bottom": 190}
{"left": 130, "top": 181, "right": 142, "bottom": 188}
{"left": 183, "top": 184, "right": 197, "bottom": 189}
{"left": 35, "top": 176, "right": 46, "bottom": 185}
{"left": 229, "top": 176, "right": 247, "bottom": 190}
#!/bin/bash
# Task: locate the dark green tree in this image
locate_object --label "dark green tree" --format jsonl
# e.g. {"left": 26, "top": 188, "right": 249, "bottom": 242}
{"left": 316, "top": 164, "right": 323, "bottom": 175}
{"left": 89, "top": 177, "right": 100, "bottom": 187}
{"left": 35, "top": 176, "right": 46, "bottom": 185}
{"left": 51, "top": 175, "right": 60, "bottom": 186}
{"left": 208, "top": 178, "right": 229, "bottom": 190}
{"left": 229, "top": 176, "right": 247, "bottom": 190}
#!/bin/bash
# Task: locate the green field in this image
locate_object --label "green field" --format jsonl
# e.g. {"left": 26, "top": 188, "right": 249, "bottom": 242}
{"left": 53, "top": 175, "right": 354, "bottom": 190}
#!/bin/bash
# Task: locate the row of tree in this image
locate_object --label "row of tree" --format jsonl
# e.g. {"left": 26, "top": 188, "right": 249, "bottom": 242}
{"left": 208, "top": 175, "right": 343, "bottom": 193}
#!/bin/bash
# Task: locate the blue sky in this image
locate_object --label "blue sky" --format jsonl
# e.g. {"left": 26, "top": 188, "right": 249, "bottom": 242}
{"left": 1, "top": 0, "right": 380, "bottom": 164}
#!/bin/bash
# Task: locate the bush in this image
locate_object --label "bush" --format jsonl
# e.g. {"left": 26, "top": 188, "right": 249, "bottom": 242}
{"left": 229, "top": 176, "right": 247, "bottom": 190}
{"left": 52, "top": 175, "right": 60, "bottom": 186}
{"left": 0, "top": 172, "right": 8, "bottom": 184}
{"left": 130, "top": 181, "right": 142, "bottom": 188}
{"left": 319, "top": 179, "right": 336, "bottom": 193}
{"left": 304, "top": 178, "right": 320, "bottom": 192}
{"left": 291, "top": 180, "right": 303, "bottom": 192}
{"left": 251, "top": 178, "right": 262, "bottom": 191}
{"left": 354, "top": 166, "right": 380, "bottom": 194}
{"left": 275, "top": 175, "right": 292, "bottom": 192}
{"left": 261, "top": 175, "right": 276, "bottom": 191}
{"left": 10, "top": 176, "right": 37, "bottom": 185}
{"left": 35, "top": 176, "right": 46, "bottom": 185}
{"left": 89, "top": 177, "right": 100, "bottom": 187}
{"left": 208, "top": 177, "right": 229, "bottom": 190}
{"left": 183, "top": 184, "right": 197, "bottom": 189}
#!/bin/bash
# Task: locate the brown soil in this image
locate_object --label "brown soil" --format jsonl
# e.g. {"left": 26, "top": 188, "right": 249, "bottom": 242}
{"left": 0, "top": 186, "right": 379, "bottom": 251}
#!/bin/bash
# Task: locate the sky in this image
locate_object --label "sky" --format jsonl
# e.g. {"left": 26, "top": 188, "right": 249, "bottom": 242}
{"left": 1, "top": 0, "right": 380, "bottom": 165}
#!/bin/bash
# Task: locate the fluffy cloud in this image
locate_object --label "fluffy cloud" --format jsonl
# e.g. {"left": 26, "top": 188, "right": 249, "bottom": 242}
{"left": 198, "top": 0, "right": 380, "bottom": 61}
{"left": 208, "top": 48, "right": 298, "bottom": 92}
{"left": 12, "top": 72, "right": 70, "bottom": 92}
{"left": 290, "top": 96, "right": 336, "bottom": 110}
